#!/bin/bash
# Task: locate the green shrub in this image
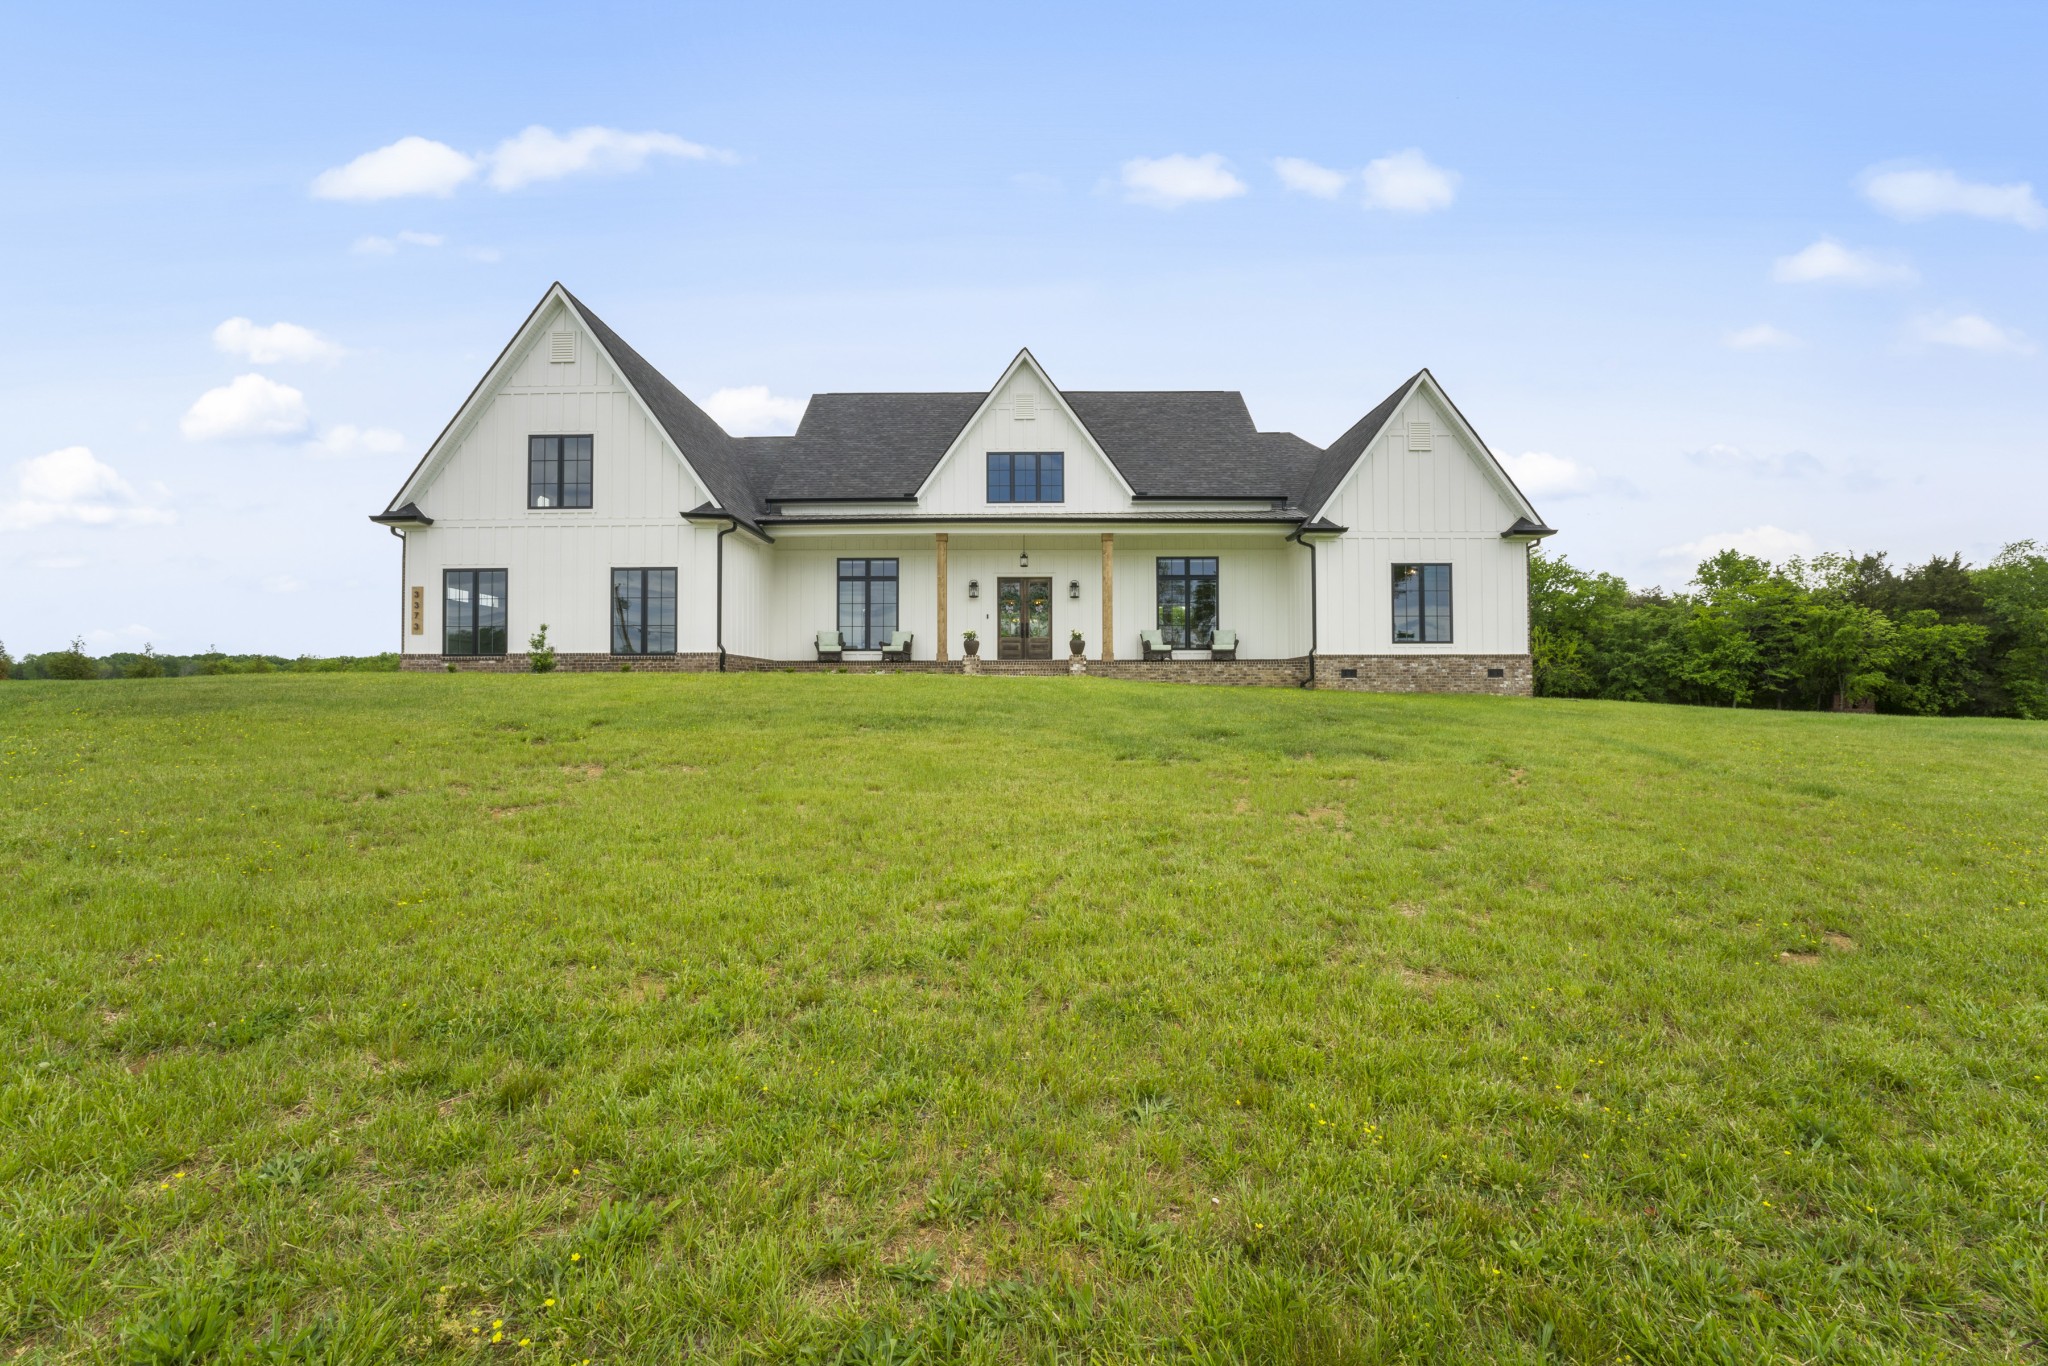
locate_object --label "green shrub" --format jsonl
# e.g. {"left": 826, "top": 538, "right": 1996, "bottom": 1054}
{"left": 40, "top": 638, "right": 97, "bottom": 681}
{"left": 528, "top": 624, "right": 557, "bottom": 673}
{"left": 124, "top": 645, "right": 165, "bottom": 679}
{"left": 0, "top": 639, "right": 11, "bottom": 680}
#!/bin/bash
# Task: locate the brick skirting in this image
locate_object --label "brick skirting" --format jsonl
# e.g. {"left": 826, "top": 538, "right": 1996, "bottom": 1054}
{"left": 1093, "top": 657, "right": 1312, "bottom": 687}
{"left": 400, "top": 650, "right": 1531, "bottom": 694}
{"left": 1310, "top": 653, "right": 1532, "bottom": 696}
{"left": 401, "top": 653, "right": 719, "bottom": 673}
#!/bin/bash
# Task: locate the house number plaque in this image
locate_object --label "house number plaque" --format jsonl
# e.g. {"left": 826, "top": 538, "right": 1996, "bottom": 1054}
{"left": 410, "top": 586, "right": 424, "bottom": 635}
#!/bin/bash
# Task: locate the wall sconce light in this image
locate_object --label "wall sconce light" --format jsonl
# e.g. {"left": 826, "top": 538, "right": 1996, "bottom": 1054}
{"left": 1018, "top": 546, "right": 1030, "bottom": 569}
{"left": 967, "top": 579, "right": 980, "bottom": 599}
{"left": 1067, "top": 579, "right": 1081, "bottom": 599}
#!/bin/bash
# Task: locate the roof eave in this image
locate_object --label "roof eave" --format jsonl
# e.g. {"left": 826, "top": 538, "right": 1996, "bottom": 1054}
{"left": 369, "top": 503, "right": 433, "bottom": 527}
{"left": 1501, "top": 517, "right": 1558, "bottom": 540}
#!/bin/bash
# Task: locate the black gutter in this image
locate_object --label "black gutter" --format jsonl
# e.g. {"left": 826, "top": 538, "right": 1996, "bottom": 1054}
{"left": 756, "top": 513, "right": 1305, "bottom": 527}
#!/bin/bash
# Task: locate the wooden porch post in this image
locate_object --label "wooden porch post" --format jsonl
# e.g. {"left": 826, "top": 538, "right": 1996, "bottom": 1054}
{"left": 935, "top": 533, "right": 950, "bottom": 663}
{"left": 1100, "top": 532, "right": 1115, "bottom": 661}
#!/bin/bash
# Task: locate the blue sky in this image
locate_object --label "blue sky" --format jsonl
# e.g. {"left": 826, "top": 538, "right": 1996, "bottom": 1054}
{"left": 4, "top": 0, "right": 2044, "bottom": 655}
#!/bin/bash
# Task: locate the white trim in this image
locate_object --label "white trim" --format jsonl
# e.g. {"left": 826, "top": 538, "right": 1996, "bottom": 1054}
{"left": 910, "top": 348, "right": 1137, "bottom": 502}
{"left": 388, "top": 284, "right": 724, "bottom": 515}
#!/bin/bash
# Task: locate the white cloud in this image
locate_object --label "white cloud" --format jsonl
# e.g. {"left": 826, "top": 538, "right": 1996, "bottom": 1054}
{"left": 1273, "top": 156, "right": 1349, "bottom": 199}
{"left": 1498, "top": 450, "right": 1596, "bottom": 498}
{"left": 212, "top": 317, "right": 342, "bottom": 365}
{"left": 305, "top": 424, "right": 409, "bottom": 459}
{"left": 1859, "top": 166, "right": 2046, "bottom": 229}
{"left": 180, "top": 374, "right": 310, "bottom": 441}
{"left": 262, "top": 575, "right": 305, "bottom": 594}
{"left": 1359, "top": 149, "right": 1460, "bottom": 213}
{"left": 1686, "top": 443, "right": 1823, "bottom": 478}
{"left": 85, "top": 624, "right": 155, "bottom": 645}
{"left": 33, "top": 555, "right": 87, "bottom": 570}
{"left": 1724, "top": 323, "right": 1800, "bottom": 350}
{"left": 1772, "top": 238, "right": 1915, "bottom": 286}
{"left": 485, "top": 125, "right": 731, "bottom": 191}
{"left": 1119, "top": 153, "right": 1248, "bottom": 208}
{"left": 0, "top": 447, "right": 176, "bottom": 530}
{"left": 351, "top": 230, "right": 445, "bottom": 255}
{"left": 1659, "top": 525, "right": 1816, "bottom": 565}
{"left": 1911, "top": 312, "right": 2036, "bottom": 355}
{"left": 312, "top": 136, "right": 478, "bottom": 201}
{"left": 461, "top": 245, "right": 504, "bottom": 264}
{"left": 703, "top": 386, "right": 807, "bottom": 437}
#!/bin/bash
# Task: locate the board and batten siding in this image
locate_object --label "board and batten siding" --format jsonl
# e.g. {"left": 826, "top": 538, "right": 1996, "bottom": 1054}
{"left": 400, "top": 302, "right": 721, "bottom": 657}
{"left": 917, "top": 365, "right": 1133, "bottom": 515}
{"left": 1315, "top": 390, "right": 1530, "bottom": 656}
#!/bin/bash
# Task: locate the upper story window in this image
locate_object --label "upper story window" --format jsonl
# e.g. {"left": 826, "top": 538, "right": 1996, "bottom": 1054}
{"left": 1392, "top": 563, "right": 1452, "bottom": 643}
{"left": 987, "top": 452, "right": 1064, "bottom": 504}
{"left": 529, "top": 435, "right": 593, "bottom": 509}
{"left": 444, "top": 569, "right": 508, "bottom": 656}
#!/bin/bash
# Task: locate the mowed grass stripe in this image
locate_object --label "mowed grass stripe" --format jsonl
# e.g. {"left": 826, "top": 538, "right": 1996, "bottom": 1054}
{"left": 1, "top": 674, "right": 2044, "bottom": 1363}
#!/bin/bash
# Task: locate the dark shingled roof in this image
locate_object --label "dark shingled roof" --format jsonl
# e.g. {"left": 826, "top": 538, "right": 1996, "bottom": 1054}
{"left": 1291, "top": 370, "right": 1422, "bottom": 521}
{"left": 560, "top": 287, "right": 767, "bottom": 531}
{"left": 414, "top": 290, "right": 1520, "bottom": 534}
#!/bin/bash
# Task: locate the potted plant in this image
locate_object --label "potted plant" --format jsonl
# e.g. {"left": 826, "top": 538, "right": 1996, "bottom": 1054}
{"left": 961, "top": 630, "right": 980, "bottom": 657}
{"left": 1069, "top": 629, "right": 1086, "bottom": 657}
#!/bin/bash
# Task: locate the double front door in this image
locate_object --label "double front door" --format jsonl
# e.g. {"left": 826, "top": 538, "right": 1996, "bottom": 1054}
{"left": 996, "top": 577, "right": 1053, "bottom": 659}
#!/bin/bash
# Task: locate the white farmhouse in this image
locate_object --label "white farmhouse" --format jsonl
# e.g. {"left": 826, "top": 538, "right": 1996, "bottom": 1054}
{"left": 374, "top": 284, "right": 1553, "bottom": 690}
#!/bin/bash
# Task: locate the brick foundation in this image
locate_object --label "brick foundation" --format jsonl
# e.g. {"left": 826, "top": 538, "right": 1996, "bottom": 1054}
{"left": 401, "top": 653, "right": 719, "bottom": 673}
{"left": 1310, "top": 654, "right": 1531, "bottom": 696}
{"left": 399, "top": 650, "right": 1530, "bottom": 694}
{"left": 1093, "top": 657, "right": 1312, "bottom": 687}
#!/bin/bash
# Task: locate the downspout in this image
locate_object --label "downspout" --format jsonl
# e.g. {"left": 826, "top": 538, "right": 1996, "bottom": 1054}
{"left": 715, "top": 518, "right": 736, "bottom": 672}
{"left": 1289, "top": 526, "right": 1318, "bottom": 689}
{"left": 389, "top": 527, "right": 406, "bottom": 658}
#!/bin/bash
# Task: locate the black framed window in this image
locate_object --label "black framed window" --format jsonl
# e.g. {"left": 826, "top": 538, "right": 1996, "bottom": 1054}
{"left": 611, "top": 568, "right": 677, "bottom": 655}
{"left": 528, "top": 435, "right": 593, "bottom": 509}
{"left": 1392, "top": 563, "right": 1453, "bottom": 643}
{"left": 837, "top": 558, "right": 899, "bottom": 649}
{"left": 444, "top": 569, "right": 508, "bottom": 656}
{"left": 1156, "top": 557, "right": 1219, "bottom": 648}
{"left": 986, "top": 452, "right": 1065, "bottom": 503}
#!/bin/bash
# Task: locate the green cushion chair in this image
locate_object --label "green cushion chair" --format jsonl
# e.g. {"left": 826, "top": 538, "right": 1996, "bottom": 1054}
{"left": 879, "top": 630, "right": 913, "bottom": 663}
{"left": 816, "top": 630, "right": 844, "bottom": 662}
{"left": 1140, "top": 628, "right": 1171, "bottom": 661}
{"left": 1209, "top": 628, "right": 1238, "bottom": 661}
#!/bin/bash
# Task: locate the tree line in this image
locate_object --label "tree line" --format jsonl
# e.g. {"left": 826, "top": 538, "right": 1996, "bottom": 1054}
{"left": 1531, "top": 540, "right": 2048, "bottom": 717}
{"left": 0, "top": 641, "right": 398, "bottom": 680}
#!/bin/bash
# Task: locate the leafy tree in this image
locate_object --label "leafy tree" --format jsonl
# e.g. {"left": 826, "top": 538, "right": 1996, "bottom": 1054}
{"left": 0, "top": 639, "right": 11, "bottom": 680}
{"left": 1879, "top": 612, "right": 1989, "bottom": 716}
{"left": 1974, "top": 540, "right": 2048, "bottom": 718}
{"left": 40, "top": 637, "right": 98, "bottom": 681}
{"left": 124, "top": 644, "right": 166, "bottom": 679}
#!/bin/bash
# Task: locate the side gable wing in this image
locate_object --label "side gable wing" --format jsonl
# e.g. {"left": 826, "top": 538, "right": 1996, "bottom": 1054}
{"left": 379, "top": 283, "right": 759, "bottom": 530}
{"left": 1302, "top": 370, "right": 1544, "bottom": 530}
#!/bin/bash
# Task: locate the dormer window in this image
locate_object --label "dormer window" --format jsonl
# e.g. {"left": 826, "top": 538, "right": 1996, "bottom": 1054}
{"left": 529, "top": 435, "right": 593, "bottom": 509}
{"left": 987, "top": 451, "right": 1064, "bottom": 503}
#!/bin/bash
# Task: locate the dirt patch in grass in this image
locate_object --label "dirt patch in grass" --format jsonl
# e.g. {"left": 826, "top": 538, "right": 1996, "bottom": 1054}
{"left": 1779, "top": 950, "right": 1822, "bottom": 965}
{"left": 621, "top": 974, "right": 669, "bottom": 1005}
{"left": 564, "top": 763, "right": 605, "bottom": 778}
{"left": 1292, "top": 805, "right": 1346, "bottom": 828}
{"left": 1395, "top": 965, "right": 1458, "bottom": 993}
{"left": 1825, "top": 932, "right": 1856, "bottom": 951}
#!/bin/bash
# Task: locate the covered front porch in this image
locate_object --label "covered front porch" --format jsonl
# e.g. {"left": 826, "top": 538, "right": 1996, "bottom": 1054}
{"left": 731, "top": 521, "right": 1315, "bottom": 666}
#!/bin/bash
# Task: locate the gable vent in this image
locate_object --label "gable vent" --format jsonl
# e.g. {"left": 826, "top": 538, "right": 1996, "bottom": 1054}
{"left": 549, "top": 331, "right": 577, "bottom": 364}
{"left": 1014, "top": 392, "right": 1036, "bottom": 421}
{"left": 1406, "top": 421, "right": 1433, "bottom": 452}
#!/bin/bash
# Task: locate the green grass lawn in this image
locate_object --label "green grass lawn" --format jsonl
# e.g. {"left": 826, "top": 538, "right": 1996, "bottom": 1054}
{"left": 3, "top": 675, "right": 2045, "bottom": 1364}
